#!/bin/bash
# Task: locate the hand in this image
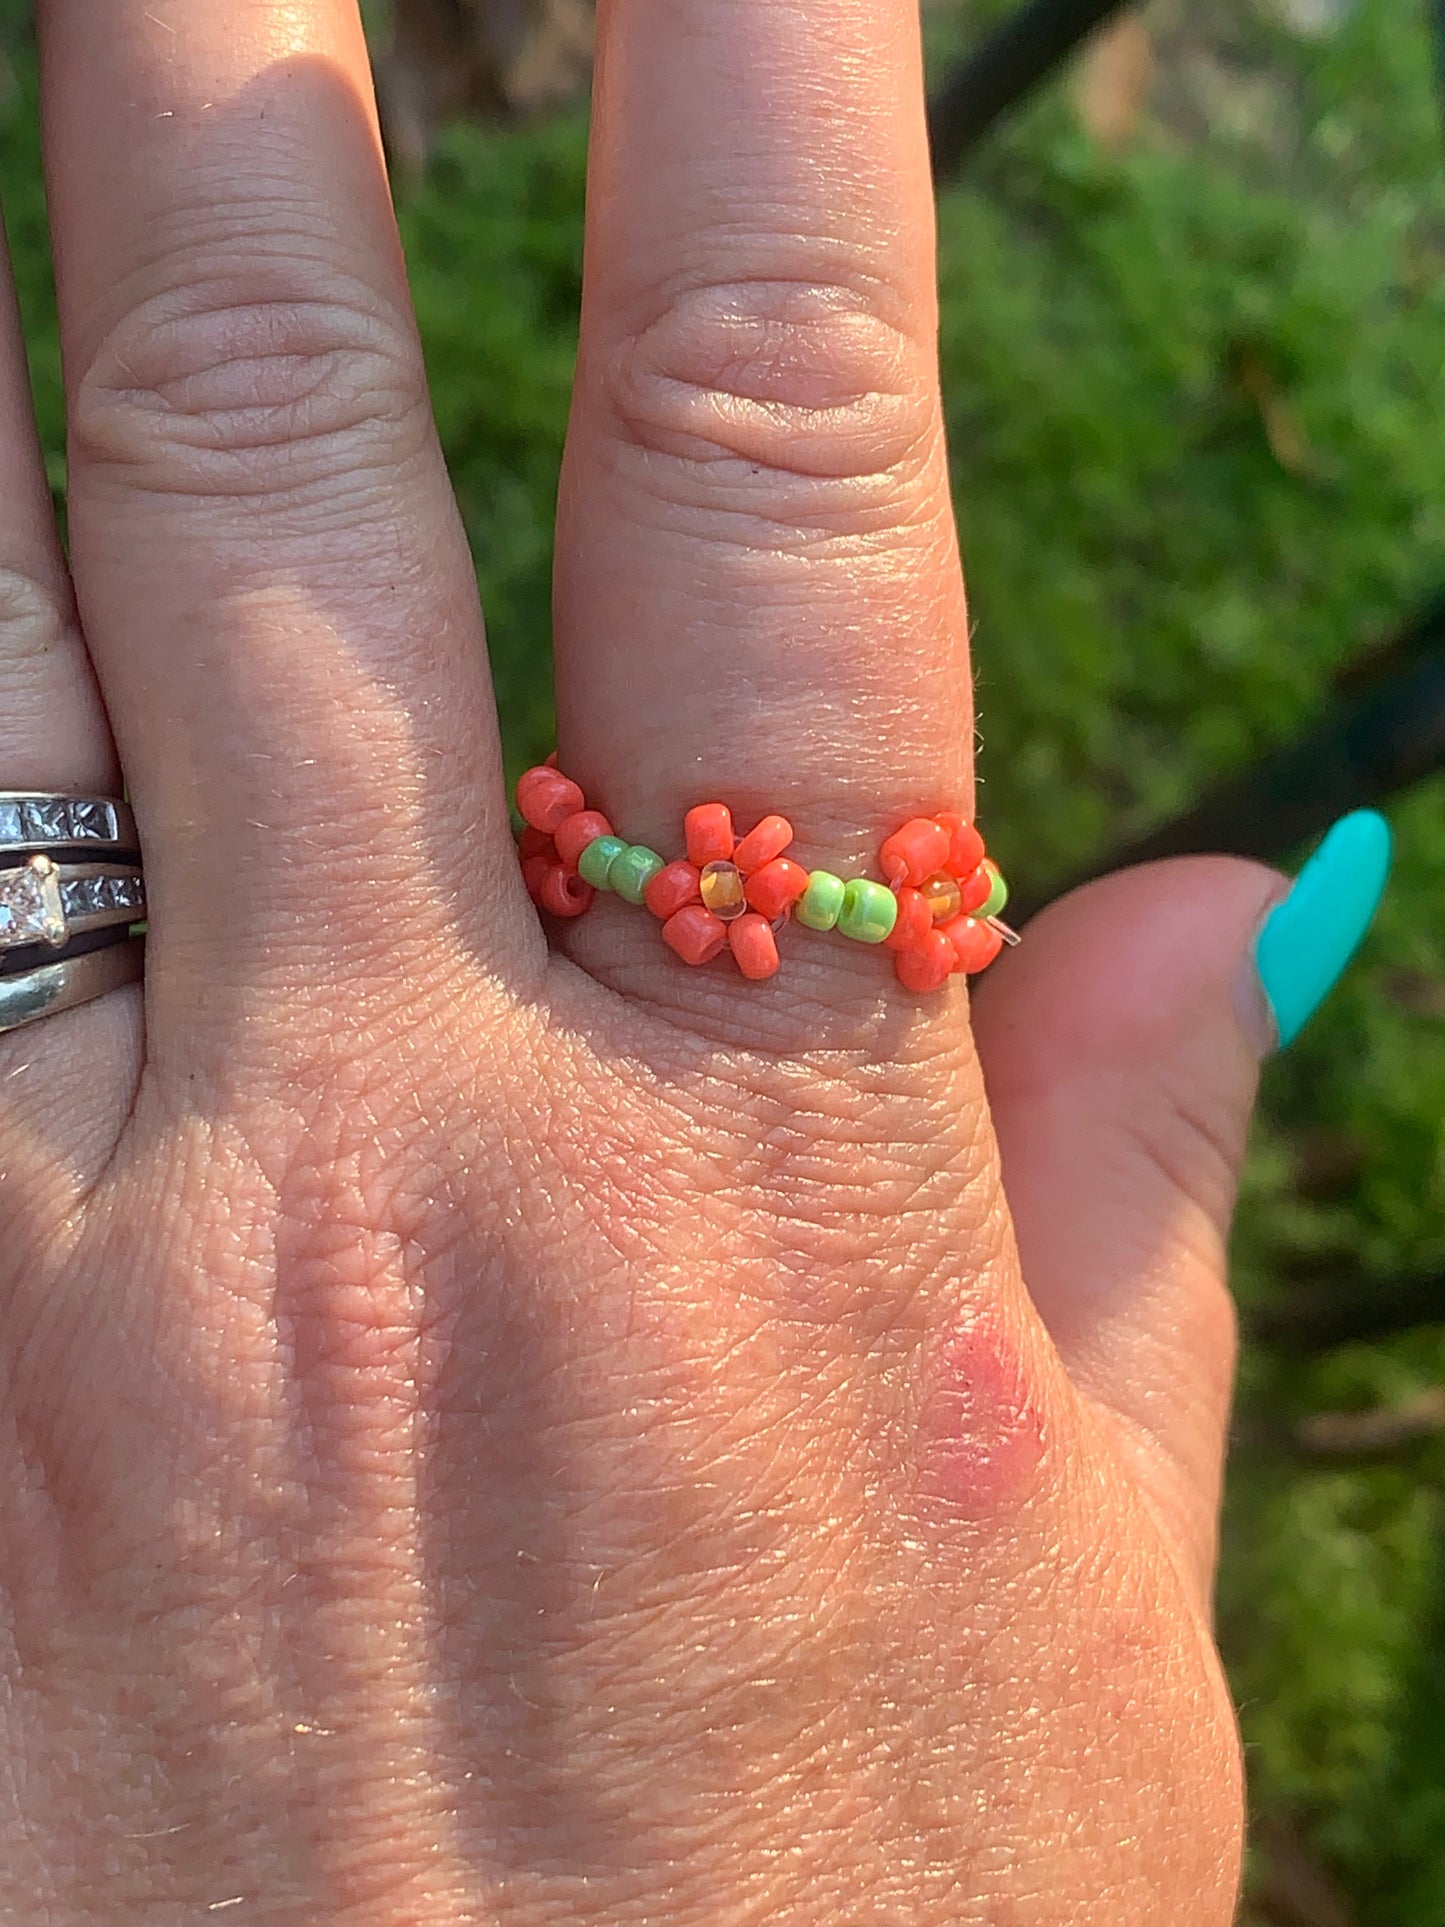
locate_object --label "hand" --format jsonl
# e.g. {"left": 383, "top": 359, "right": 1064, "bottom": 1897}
{"left": 0, "top": 1, "right": 1272, "bottom": 1918}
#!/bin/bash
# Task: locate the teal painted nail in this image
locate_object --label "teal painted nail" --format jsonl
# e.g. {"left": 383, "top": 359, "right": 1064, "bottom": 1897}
{"left": 1254, "top": 811, "right": 1392, "bottom": 1049}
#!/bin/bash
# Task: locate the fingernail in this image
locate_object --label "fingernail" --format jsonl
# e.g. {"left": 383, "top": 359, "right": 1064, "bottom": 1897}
{"left": 1251, "top": 810, "right": 1392, "bottom": 1052}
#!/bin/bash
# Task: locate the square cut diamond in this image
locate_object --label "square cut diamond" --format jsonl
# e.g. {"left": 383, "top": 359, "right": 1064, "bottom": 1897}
{"left": 0, "top": 804, "right": 22, "bottom": 845}
{"left": 69, "top": 802, "right": 111, "bottom": 839}
{"left": 22, "top": 801, "right": 68, "bottom": 842}
{"left": 0, "top": 863, "right": 65, "bottom": 947}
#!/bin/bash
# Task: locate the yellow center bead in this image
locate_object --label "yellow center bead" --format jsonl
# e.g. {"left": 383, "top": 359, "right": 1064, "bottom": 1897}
{"left": 700, "top": 861, "right": 747, "bottom": 920}
{"left": 919, "top": 872, "right": 963, "bottom": 924}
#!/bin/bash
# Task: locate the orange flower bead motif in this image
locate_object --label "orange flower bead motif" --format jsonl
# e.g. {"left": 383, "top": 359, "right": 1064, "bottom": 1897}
{"left": 674, "top": 807, "right": 802, "bottom": 965}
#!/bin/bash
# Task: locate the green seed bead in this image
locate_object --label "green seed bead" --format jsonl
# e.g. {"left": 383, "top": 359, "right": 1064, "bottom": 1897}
{"left": 837, "top": 878, "right": 899, "bottom": 944}
{"left": 610, "top": 845, "right": 665, "bottom": 904}
{"left": 577, "top": 834, "right": 628, "bottom": 889}
{"left": 979, "top": 864, "right": 1009, "bottom": 920}
{"left": 795, "top": 869, "right": 846, "bottom": 931}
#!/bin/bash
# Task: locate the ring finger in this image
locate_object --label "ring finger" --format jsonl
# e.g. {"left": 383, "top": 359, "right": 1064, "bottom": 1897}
{"left": 555, "top": 0, "right": 971, "bottom": 1026}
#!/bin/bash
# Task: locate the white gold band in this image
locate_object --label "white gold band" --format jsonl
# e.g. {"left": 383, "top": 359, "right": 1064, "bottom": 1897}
{"left": 0, "top": 793, "right": 138, "bottom": 857}
{"left": 0, "top": 938, "right": 144, "bottom": 1035}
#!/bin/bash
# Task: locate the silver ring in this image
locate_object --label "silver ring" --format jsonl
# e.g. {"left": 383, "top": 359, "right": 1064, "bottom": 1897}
{"left": 0, "top": 855, "right": 145, "bottom": 955}
{"left": 0, "top": 793, "right": 138, "bottom": 857}
{"left": 0, "top": 937, "right": 144, "bottom": 1035}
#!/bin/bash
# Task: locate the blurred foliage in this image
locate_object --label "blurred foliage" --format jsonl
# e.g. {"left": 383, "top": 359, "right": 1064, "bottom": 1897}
{"left": 2, "top": 0, "right": 1443, "bottom": 1916}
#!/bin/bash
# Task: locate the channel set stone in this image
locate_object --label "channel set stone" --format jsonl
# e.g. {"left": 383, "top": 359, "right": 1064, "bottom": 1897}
{"left": 69, "top": 802, "right": 115, "bottom": 839}
{"left": 21, "top": 800, "right": 68, "bottom": 842}
{"left": 57, "top": 873, "right": 145, "bottom": 921}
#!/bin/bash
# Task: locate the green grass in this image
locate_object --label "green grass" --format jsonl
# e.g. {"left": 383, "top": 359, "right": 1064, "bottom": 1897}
{"left": 3, "top": 0, "right": 1444, "bottom": 1914}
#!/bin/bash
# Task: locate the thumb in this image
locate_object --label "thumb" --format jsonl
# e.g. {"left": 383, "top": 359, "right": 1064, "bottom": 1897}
{"left": 970, "top": 814, "right": 1391, "bottom": 1592}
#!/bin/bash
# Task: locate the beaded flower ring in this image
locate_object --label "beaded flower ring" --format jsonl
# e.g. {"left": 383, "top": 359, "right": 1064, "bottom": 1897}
{"left": 516, "top": 761, "right": 1017, "bottom": 992}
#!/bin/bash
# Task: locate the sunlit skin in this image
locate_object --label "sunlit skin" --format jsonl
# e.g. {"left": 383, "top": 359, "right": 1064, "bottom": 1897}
{"left": 0, "top": 0, "right": 1284, "bottom": 1919}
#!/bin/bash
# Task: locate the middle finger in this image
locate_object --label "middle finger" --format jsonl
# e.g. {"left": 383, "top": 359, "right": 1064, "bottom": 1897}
{"left": 38, "top": 0, "right": 526, "bottom": 1041}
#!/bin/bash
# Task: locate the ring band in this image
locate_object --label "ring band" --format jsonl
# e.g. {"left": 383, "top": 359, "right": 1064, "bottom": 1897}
{"left": 0, "top": 793, "right": 138, "bottom": 857}
{"left": 0, "top": 856, "right": 145, "bottom": 955}
{"left": 516, "top": 761, "right": 1018, "bottom": 992}
{"left": 0, "top": 936, "right": 144, "bottom": 1036}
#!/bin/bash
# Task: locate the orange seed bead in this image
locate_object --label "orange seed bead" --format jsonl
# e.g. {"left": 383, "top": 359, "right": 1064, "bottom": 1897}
{"left": 644, "top": 860, "right": 702, "bottom": 920}
{"left": 744, "top": 857, "right": 809, "bottom": 920}
{"left": 958, "top": 864, "right": 993, "bottom": 915}
{"left": 554, "top": 809, "right": 614, "bottom": 867}
{"left": 895, "top": 929, "right": 956, "bottom": 992}
{"left": 729, "top": 913, "right": 781, "bottom": 980}
{"left": 943, "top": 916, "right": 1004, "bottom": 974}
{"left": 537, "top": 864, "right": 594, "bottom": 918}
{"left": 732, "top": 814, "right": 793, "bottom": 874}
{"left": 516, "top": 765, "right": 586, "bottom": 834}
{"left": 885, "top": 886, "right": 933, "bottom": 951}
{"left": 685, "top": 803, "right": 735, "bottom": 867}
{"left": 880, "top": 817, "right": 951, "bottom": 888}
{"left": 662, "top": 904, "right": 728, "bottom": 966}
{"left": 521, "top": 853, "right": 554, "bottom": 902}
{"left": 518, "top": 824, "right": 554, "bottom": 860}
{"left": 940, "top": 814, "right": 985, "bottom": 877}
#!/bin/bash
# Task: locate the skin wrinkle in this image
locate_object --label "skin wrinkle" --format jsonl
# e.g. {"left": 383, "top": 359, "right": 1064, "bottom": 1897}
{"left": 72, "top": 295, "right": 432, "bottom": 500}
{"left": 584, "top": 442, "right": 951, "bottom": 551}
{"left": 603, "top": 296, "right": 937, "bottom": 497}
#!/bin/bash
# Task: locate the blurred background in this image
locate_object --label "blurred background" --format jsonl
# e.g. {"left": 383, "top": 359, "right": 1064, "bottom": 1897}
{"left": 3, "top": 0, "right": 1443, "bottom": 1917}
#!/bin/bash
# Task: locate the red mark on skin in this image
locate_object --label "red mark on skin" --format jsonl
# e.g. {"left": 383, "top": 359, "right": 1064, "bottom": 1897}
{"left": 917, "top": 1310, "right": 1049, "bottom": 1519}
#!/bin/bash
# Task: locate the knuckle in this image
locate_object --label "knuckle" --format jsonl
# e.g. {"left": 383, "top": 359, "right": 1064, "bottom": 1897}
{"left": 70, "top": 267, "right": 430, "bottom": 499}
{"left": 601, "top": 276, "right": 940, "bottom": 517}
{"left": 0, "top": 562, "right": 71, "bottom": 671}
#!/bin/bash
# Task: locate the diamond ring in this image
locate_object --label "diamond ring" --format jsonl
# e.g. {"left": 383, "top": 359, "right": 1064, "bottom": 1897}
{"left": 0, "top": 793, "right": 138, "bottom": 857}
{"left": 0, "top": 795, "right": 144, "bottom": 1032}
{"left": 0, "top": 855, "right": 145, "bottom": 954}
